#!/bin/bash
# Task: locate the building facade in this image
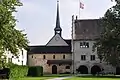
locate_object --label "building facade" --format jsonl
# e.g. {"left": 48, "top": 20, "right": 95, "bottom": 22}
{"left": 27, "top": 1, "right": 72, "bottom": 74}
{"left": 5, "top": 49, "right": 27, "bottom": 65}
{"left": 72, "top": 17, "right": 120, "bottom": 74}
{"left": 27, "top": 1, "right": 120, "bottom": 74}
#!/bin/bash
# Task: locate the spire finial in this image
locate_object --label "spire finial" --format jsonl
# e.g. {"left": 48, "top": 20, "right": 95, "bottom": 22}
{"left": 54, "top": 0, "right": 62, "bottom": 36}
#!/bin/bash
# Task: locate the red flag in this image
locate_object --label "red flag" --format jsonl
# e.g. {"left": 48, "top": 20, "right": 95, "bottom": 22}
{"left": 80, "top": 2, "right": 84, "bottom": 9}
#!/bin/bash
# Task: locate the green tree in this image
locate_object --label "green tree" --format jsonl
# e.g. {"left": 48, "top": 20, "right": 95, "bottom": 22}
{"left": 0, "top": 0, "right": 28, "bottom": 61}
{"left": 93, "top": 1, "right": 120, "bottom": 66}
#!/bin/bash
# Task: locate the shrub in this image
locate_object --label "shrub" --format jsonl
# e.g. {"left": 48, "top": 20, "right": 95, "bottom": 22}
{"left": 9, "top": 65, "right": 28, "bottom": 79}
{"left": 27, "top": 66, "right": 43, "bottom": 77}
{"left": 0, "top": 68, "right": 10, "bottom": 79}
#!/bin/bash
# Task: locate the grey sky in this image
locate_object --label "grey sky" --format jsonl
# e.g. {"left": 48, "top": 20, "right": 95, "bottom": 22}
{"left": 14, "top": 0, "right": 116, "bottom": 45}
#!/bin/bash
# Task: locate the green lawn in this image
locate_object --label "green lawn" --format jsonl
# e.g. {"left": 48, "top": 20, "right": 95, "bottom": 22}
{"left": 64, "top": 76, "right": 120, "bottom": 80}
{"left": 18, "top": 74, "right": 72, "bottom": 80}
{"left": 19, "top": 77, "right": 53, "bottom": 80}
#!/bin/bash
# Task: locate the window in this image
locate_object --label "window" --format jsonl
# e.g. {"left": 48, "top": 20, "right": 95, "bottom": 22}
{"left": 66, "top": 66, "right": 70, "bottom": 69}
{"left": 81, "top": 55, "right": 86, "bottom": 60}
{"left": 18, "top": 59, "right": 20, "bottom": 62}
{"left": 12, "top": 56, "right": 14, "bottom": 58}
{"left": 59, "top": 64, "right": 61, "bottom": 66}
{"left": 22, "top": 61, "right": 23, "bottom": 65}
{"left": 91, "top": 55, "right": 95, "bottom": 61}
{"left": 53, "top": 55, "right": 55, "bottom": 59}
{"left": 80, "top": 42, "right": 89, "bottom": 48}
{"left": 22, "top": 50, "right": 24, "bottom": 58}
{"left": 16, "top": 56, "right": 19, "bottom": 58}
{"left": 8, "top": 58, "right": 12, "bottom": 62}
{"left": 63, "top": 55, "right": 65, "bottom": 59}
{"left": 43, "top": 55, "right": 46, "bottom": 59}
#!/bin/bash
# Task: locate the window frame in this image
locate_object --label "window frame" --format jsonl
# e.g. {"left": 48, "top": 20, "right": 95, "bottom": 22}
{"left": 66, "top": 66, "right": 70, "bottom": 69}
{"left": 80, "top": 41, "right": 89, "bottom": 48}
{"left": 63, "top": 55, "right": 65, "bottom": 59}
{"left": 81, "top": 55, "right": 86, "bottom": 60}
{"left": 53, "top": 55, "right": 55, "bottom": 59}
{"left": 43, "top": 55, "right": 46, "bottom": 59}
{"left": 91, "top": 55, "right": 95, "bottom": 61}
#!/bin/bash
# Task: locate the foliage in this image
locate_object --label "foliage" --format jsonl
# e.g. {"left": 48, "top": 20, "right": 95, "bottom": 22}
{"left": 0, "top": 0, "right": 29, "bottom": 58}
{"left": 93, "top": 2, "right": 120, "bottom": 66}
{"left": 9, "top": 65, "right": 28, "bottom": 79}
{"left": 27, "top": 66, "right": 43, "bottom": 77}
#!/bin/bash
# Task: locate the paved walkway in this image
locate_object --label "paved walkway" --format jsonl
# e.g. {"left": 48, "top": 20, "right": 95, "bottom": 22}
{"left": 47, "top": 76, "right": 72, "bottom": 80}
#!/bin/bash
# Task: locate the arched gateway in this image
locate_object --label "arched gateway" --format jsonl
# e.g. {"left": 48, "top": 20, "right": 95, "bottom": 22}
{"left": 116, "top": 67, "right": 120, "bottom": 75}
{"left": 91, "top": 65, "right": 101, "bottom": 74}
{"left": 77, "top": 65, "right": 88, "bottom": 74}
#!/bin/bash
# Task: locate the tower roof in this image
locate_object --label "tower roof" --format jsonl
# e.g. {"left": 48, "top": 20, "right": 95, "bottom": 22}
{"left": 54, "top": 0, "right": 62, "bottom": 31}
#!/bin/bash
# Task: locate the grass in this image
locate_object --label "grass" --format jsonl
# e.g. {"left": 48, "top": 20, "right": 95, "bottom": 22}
{"left": 19, "top": 77, "right": 53, "bottom": 80}
{"left": 18, "top": 74, "right": 72, "bottom": 80}
{"left": 64, "top": 75, "right": 120, "bottom": 80}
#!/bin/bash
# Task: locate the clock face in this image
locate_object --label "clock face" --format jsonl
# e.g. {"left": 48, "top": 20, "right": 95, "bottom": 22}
{"left": 55, "top": 37, "right": 60, "bottom": 41}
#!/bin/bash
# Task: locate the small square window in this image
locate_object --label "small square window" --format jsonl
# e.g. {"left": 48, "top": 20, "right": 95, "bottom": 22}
{"left": 91, "top": 55, "right": 95, "bottom": 61}
{"left": 81, "top": 55, "right": 86, "bottom": 60}
{"left": 80, "top": 42, "right": 89, "bottom": 48}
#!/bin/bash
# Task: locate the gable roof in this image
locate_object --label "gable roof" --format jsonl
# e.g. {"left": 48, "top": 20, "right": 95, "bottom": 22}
{"left": 74, "top": 19, "right": 102, "bottom": 39}
{"left": 46, "top": 34, "right": 69, "bottom": 46}
{"left": 28, "top": 46, "right": 71, "bottom": 54}
{"left": 64, "top": 39, "right": 71, "bottom": 46}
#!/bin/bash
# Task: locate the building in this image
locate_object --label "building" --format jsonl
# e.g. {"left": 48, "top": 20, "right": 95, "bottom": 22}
{"left": 4, "top": 49, "right": 27, "bottom": 65}
{"left": 27, "top": 1, "right": 72, "bottom": 74}
{"left": 26, "top": 1, "right": 120, "bottom": 75}
{"left": 72, "top": 17, "right": 120, "bottom": 74}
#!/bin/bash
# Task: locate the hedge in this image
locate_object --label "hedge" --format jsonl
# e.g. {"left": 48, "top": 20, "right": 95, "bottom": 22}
{"left": 27, "top": 66, "right": 43, "bottom": 77}
{"left": 9, "top": 65, "right": 28, "bottom": 79}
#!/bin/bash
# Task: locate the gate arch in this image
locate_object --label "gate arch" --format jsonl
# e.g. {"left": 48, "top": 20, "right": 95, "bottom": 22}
{"left": 77, "top": 65, "right": 88, "bottom": 74}
{"left": 91, "top": 65, "right": 101, "bottom": 74}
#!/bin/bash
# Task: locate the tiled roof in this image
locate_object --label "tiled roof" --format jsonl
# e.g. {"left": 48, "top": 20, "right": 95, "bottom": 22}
{"left": 74, "top": 19, "right": 103, "bottom": 39}
{"left": 28, "top": 46, "right": 71, "bottom": 54}
{"left": 64, "top": 39, "right": 71, "bottom": 46}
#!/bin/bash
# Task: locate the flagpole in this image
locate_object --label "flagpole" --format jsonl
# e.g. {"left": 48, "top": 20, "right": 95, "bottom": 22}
{"left": 79, "top": 0, "right": 80, "bottom": 19}
{"left": 72, "top": 15, "right": 74, "bottom": 74}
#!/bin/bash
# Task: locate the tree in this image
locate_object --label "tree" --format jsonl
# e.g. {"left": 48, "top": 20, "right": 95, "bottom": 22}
{"left": 93, "top": 1, "right": 120, "bottom": 66}
{"left": 0, "top": 0, "right": 28, "bottom": 60}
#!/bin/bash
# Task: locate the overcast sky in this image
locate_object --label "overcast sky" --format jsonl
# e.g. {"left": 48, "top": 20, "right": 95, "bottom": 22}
{"left": 14, "top": 0, "right": 116, "bottom": 45}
